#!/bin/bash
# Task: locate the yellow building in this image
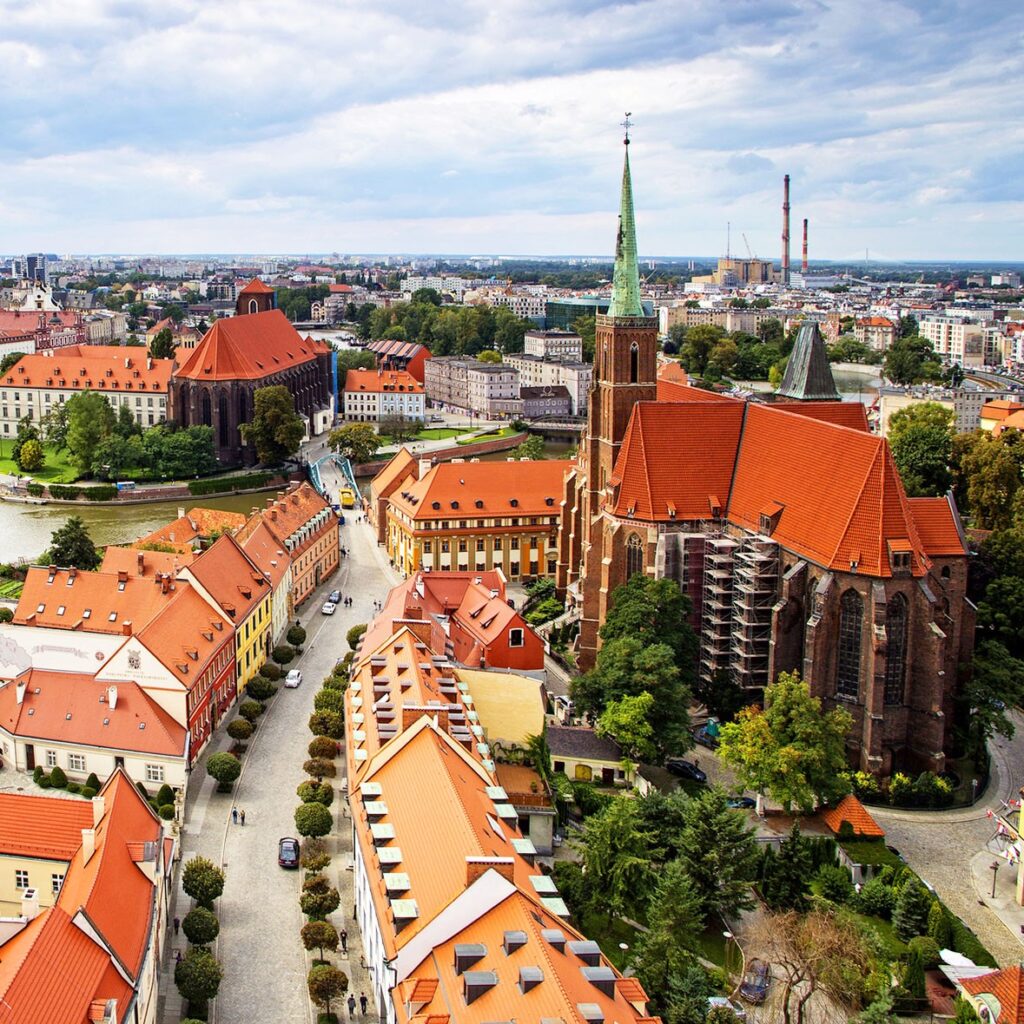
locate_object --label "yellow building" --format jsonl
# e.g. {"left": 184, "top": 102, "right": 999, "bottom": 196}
{"left": 380, "top": 457, "right": 572, "bottom": 580}
{"left": 181, "top": 533, "right": 273, "bottom": 691}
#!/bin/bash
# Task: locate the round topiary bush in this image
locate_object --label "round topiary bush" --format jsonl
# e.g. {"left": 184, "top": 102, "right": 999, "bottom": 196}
{"left": 239, "top": 700, "right": 265, "bottom": 723}
{"left": 38, "top": 777, "right": 52, "bottom": 789}
{"left": 32, "top": 765, "right": 43, "bottom": 784}
{"left": 272, "top": 644, "right": 295, "bottom": 666}
{"left": 308, "top": 711, "right": 343, "bottom": 739}
{"left": 287, "top": 624, "right": 307, "bottom": 648}
{"left": 314, "top": 689, "right": 345, "bottom": 715}
{"left": 159, "top": 804, "right": 176, "bottom": 820}
{"left": 303, "top": 758, "right": 337, "bottom": 780}
{"left": 67, "top": 781, "right": 81, "bottom": 794}
{"left": 246, "top": 676, "right": 277, "bottom": 701}
{"left": 205, "top": 752, "right": 242, "bottom": 792}
{"left": 259, "top": 662, "right": 282, "bottom": 681}
{"left": 49, "top": 766, "right": 68, "bottom": 789}
{"left": 908, "top": 935, "right": 941, "bottom": 969}
{"left": 295, "top": 802, "right": 333, "bottom": 838}
{"left": 308, "top": 736, "right": 338, "bottom": 759}
{"left": 156, "top": 783, "right": 175, "bottom": 807}
{"left": 297, "top": 781, "right": 334, "bottom": 807}
{"left": 346, "top": 624, "right": 367, "bottom": 650}
{"left": 85, "top": 772, "right": 101, "bottom": 791}
{"left": 182, "top": 905, "right": 220, "bottom": 947}
{"left": 321, "top": 674, "right": 346, "bottom": 691}
{"left": 227, "top": 718, "right": 254, "bottom": 741}
{"left": 80, "top": 786, "right": 97, "bottom": 799}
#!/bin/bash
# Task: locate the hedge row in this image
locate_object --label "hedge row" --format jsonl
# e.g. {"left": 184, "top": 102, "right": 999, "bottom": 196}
{"left": 188, "top": 472, "right": 272, "bottom": 496}
{"left": 46, "top": 484, "right": 118, "bottom": 501}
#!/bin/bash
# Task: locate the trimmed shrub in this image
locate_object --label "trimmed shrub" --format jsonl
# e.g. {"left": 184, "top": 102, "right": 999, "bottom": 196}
{"left": 309, "top": 736, "right": 338, "bottom": 759}
{"left": 136, "top": 781, "right": 150, "bottom": 799}
{"left": 321, "top": 674, "right": 347, "bottom": 691}
{"left": 156, "top": 783, "right": 175, "bottom": 807}
{"left": 25, "top": 482, "right": 45, "bottom": 497}
{"left": 38, "top": 777, "right": 52, "bottom": 789}
{"left": 300, "top": 874, "right": 341, "bottom": 920}
{"left": 80, "top": 786, "right": 97, "bottom": 799}
{"left": 309, "top": 711, "right": 343, "bottom": 739}
{"left": 856, "top": 876, "right": 896, "bottom": 919}
{"left": 239, "top": 700, "right": 265, "bottom": 723}
{"left": 183, "top": 906, "right": 220, "bottom": 947}
{"left": 49, "top": 766, "right": 68, "bottom": 789}
{"left": 287, "top": 624, "right": 307, "bottom": 648}
{"left": 174, "top": 946, "right": 223, "bottom": 1006}
{"left": 303, "top": 758, "right": 337, "bottom": 780}
{"left": 908, "top": 935, "right": 941, "bottom": 969}
{"left": 314, "top": 688, "right": 345, "bottom": 715}
{"left": 187, "top": 472, "right": 271, "bottom": 496}
{"left": 301, "top": 838, "right": 330, "bottom": 871}
{"left": 227, "top": 718, "right": 254, "bottom": 741}
{"left": 82, "top": 485, "right": 117, "bottom": 501}
{"left": 182, "top": 856, "right": 225, "bottom": 909}
{"left": 32, "top": 765, "right": 43, "bottom": 784}
{"left": 302, "top": 920, "right": 340, "bottom": 959}
{"left": 815, "top": 864, "right": 854, "bottom": 904}
{"left": 259, "top": 662, "right": 282, "bottom": 681}
{"left": 66, "top": 781, "right": 81, "bottom": 794}
{"left": 159, "top": 804, "right": 176, "bottom": 820}
{"left": 205, "top": 752, "right": 242, "bottom": 792}
{"left": 298, "top": 781, "right": 334, "bottom": 806}
{"left": 346, "top": 624, "right": 367, "bottom": 650}
{"left": 307, "top": 963, "right": 348, "bottom": 1015}
{"left": 295, "top": 802, "right": 333, "bottom": 838}
{"left": 85, "top": 772, "right": 101, "bottom": 791}
{"left": 246, "top": 675, "right": 277, "bottom": 701}
{"left": 889, "top": 772, "right": 913, "bottom": 806}
{"left": 272, "top": 644, "right": 295, "bottom": 665}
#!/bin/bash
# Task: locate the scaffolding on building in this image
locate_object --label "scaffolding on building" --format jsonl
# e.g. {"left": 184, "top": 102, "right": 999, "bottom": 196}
{"left": 730, "top": 536, "right": 779, "bottom": 690}
{"left": 700, "top": 536, "right": 737, "bottom": 687}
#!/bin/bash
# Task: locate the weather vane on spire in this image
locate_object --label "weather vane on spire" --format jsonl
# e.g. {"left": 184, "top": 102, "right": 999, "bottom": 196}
{"left": 621, "top": 112, "right": 632, "bottom": 145}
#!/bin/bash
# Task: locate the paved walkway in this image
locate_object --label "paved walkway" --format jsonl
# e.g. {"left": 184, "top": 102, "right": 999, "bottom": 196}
{"left": 158, "top": 501, "right": 399, "bottom": 1023}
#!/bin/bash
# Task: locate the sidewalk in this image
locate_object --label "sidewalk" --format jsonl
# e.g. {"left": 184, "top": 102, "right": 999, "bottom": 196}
{"left": 971, "top": 848, "right": 1024, "bottom": 955}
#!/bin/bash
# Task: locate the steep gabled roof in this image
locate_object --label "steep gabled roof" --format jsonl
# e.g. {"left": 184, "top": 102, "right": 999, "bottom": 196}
{"left": 777, "top": 322, "right": 840, "bottom": 401}
{"left": 184, "top": 533, "right": 268, "bottom": 622}
{"left": 820, "top": 794, "right": 885, "bottom": 838}
{"left": 908, "top": 496, "right": 967, "bottom": 556}
{"left": 962, "top": 965, "right": 1024, "bottom": 1024}
{"left": 0, "top": 793, "right": 93, "bottom": 860}
{"left": 777, "top": 400, "right": 870, "bottom": 432}
{"left": 174, "top": 309, "right": 321, "bottom": 381}
{"left": 239, "top": 276, "right": 274, "bottom": 295}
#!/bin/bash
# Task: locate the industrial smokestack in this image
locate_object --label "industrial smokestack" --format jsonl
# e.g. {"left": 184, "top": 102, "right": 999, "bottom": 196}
{"left": 802, "top": 218, "right": 809, "bottom": 274}
{"left": 782, "top": 175, "right": 791, "bottom": 285}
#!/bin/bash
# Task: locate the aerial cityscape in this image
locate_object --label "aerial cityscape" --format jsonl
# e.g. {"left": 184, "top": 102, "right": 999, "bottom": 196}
{"left": 1, "top": 3, "right": 1023, "bottom": 1024}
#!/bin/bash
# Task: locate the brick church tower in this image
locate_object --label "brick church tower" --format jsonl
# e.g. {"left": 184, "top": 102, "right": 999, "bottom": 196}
{"left": 236, "top": 277, "right": 276, "bottom": 316}
{"left": 557, "top": 128, "right": 658, "bottom": 664}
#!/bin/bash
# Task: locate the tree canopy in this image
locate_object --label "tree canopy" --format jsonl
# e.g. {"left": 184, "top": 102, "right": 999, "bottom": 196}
{"left": 329, "top": 422, "right": 381, "bottom": 463}
{"left": 48, "top": 516, "right": 101, "bottom": 570}
{"left": 149, "top": 327, "right": 177, "bottom": 359}
{"left": 882, "top": 335, "right": 943, "bottom": 385}
{"left": 66, "top": 391, "right": 117, "bottom": 474}
{"left": 240, "top": 386, "right": 305, "bottom": 464}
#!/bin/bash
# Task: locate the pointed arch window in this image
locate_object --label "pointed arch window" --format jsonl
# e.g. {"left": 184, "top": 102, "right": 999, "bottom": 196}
{"left": 218, "top": 391, "right": 230, "bottom": 448}
{"left": 836, "top": 588, "right": 863, "bottom": 698}
{"left": 626, "top": 533, "right": 644, "bottom": 580}
{"left": 884, "top": 593, "right": 908, "bottom": 705}
{"left": 201, "top": 390, "right": 212, "bottom": 428}
{"left": 248, "top": 298, "right": 258, "bottom": 314}
{"left": 630, "top": 342, "right": 639, "bottom": 384}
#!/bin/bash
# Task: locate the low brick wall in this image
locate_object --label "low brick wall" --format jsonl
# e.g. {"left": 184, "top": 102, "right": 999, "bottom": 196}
{"left": 353, "top": 432, "right": 527, "bottom": 478}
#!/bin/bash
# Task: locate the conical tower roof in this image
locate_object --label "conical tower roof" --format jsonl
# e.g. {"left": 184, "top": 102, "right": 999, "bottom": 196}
{"left": 608, "top": 143, "right": 645, "bottom": 318}
{"left": 777, "top": 322, "right": 840, "bottom": 401}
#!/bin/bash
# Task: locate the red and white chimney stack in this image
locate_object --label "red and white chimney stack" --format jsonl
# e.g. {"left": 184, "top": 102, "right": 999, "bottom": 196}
{"left": 781, "top": 174, "right": 791, "bottom": 285}
{"left": 802, "top": 217, "right": 809, "bottom": 274}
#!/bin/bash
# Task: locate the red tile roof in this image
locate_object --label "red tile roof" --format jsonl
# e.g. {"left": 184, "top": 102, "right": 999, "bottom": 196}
{"left": 962, "top": 965, "right": 1024, "bottom": 1023}
{"left": 174, "top": 309, "right": 325, "bottom": 381}
{"left": 100, "top": 546, "right": 193, "bottom": 577}
{"left": 239, "top": 276, "right": 274, "bottom": 294}
{"left": 776, "top": 400, "right": 870, "bottom": 432}
{"left": 256, "top": 482, "right": 332, "bottom": 548}
{"left": 820, "top": 794, "right": 885, "bottom": 838}
{"left": 908, "top": 496, "right": 967, "bottom": 556}
{"left": 0, "top": 793, "right": 93, "bottom": 860}
{"left": 183, "top": 533, "right": 269, "bottom": 622}
{"left": 237, "top": 517, "right": 291, "bottom": 592}
{"left": 0, "top": 346, "right": 171, "bottom": 395}
{"left": 345, "top": 368, "right": 424, "bottom": 394}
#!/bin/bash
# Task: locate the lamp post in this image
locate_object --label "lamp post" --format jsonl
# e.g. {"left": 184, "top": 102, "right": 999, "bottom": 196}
{"left": 991, "top": 859, "right": 1001, "bottom": 899}
{"left": 723, "top": 930, "right": 735, "bottom": 990}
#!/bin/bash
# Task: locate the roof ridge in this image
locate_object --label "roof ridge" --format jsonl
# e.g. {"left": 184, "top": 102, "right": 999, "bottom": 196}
{"left": 635, "top": 406, "right": 653, "bottom": 517}
{"left": 829, "top": 435, "right": 884, "bottom": 571}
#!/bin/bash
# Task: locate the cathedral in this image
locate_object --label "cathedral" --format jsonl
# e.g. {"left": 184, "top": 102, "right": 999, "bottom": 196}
{"left": 556, "top": 139, "right": 974, "bottom": 778}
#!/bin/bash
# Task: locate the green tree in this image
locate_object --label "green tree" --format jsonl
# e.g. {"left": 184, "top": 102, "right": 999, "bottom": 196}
{"left": 17, "top": 439, "right": 44, "bottom": 473}
{"left": 855, "top": 991, "right": 898, "bottom": 1023}
{"left": 347, "top": 623, "right": 367, "bottom": 650}
{"left": 48, "top": 516, "right": 101, "bottom": 569}
{"left": 66, "top": 391, "right": 116, "bottom": 474}
{"left": 378, "top": 413, "right": 420, "bottom": 443}
{"left": 600, "top": 574, "right": 698, "bottom": 665}
{"left": 287, "top": 624, "right": 307, "bottom": 647}
{"left": 11, "top": 416, "right": 40, "bottom": 468}
{"left": 301, "top": 920, "right": 339, "bottom": 960}
{"left": 893, "top": 881, "right": 932, "bottom": 941}
{"left": 957, "top": 640, "right": 1024, "bottom": 756}
{"left": 182, "top": 906, "right": 220, "bottom": 947}
{"left": 308, "top": 964, "right": 348, "bottom": 1015}
{"left": 181, "top": 856, "right": 225, "bottom": 909}
{"left": 149, "top": 327, "right": 177, "bottom": 359}
{"left": 477, "top": 349, "right": 502, "bottom": 363}
{"left": 898, "top": 314, "right": 918, "bottom": 339}
{"left": 928, "top": 899, "right": 953, "bottom": 947}
{"left": 677, "top": 788, "right": 759, "bottom": 918}
{"left": 514, "top": 435, "right": 546, "bottom": 460}
{"left": 240, "top": 385, "right": 304, "bottom": 464}
{"left": 174, "top": 947, "right": 222, "bottom": 1007}
{"left": 596, "top": 692, "right": 657, "bottom": 762}
{"left": 295, "top": 802, "right": 333, "bottom": 838}
{"left": 335, "top": 349, "right": 376, "bottom": 373}
{"left": 955, "top": 431, "right": 1021, "bottom": 530}
{"left": 718, "top": 672, "right": 853, "bottom": 812}
{"left": 300, "top": 873, "right": 341, "bottom": 919}
{"left": 115, "top": 403, "right": 142, "bottom": 439}
{"left": 680, "top": 324, "right": 726, "bottom": 376}
{"left": 0, "top": 352, "right": 25, "bottom": 377}
{"left": 329, "top": 423, "right": 381, "bottom": 463}
{"left": 572, "top": 315, "right": 597, "bottom": 362}
{"left": 40, "top": 402, "right": 70, "bottom": 451}
{"left": 411, "top": 287, "right": 442, "bottom": 306}
{"left": 205, "top": 752, "right": 241, "bottom": 790}
{"left": 952, "top": 996, "right": 982, "bottom": 1023}
{"left": 902, "top": 947, "right": 926, "bottom": 999}
{"left": 882, "top": 335, "right": 942, "bottom": 385}
{"left": 888, "top": 402, "right": 955, "bottom": 496}
{"left": 309, "top": 710, "right": 344, "bottom": 739}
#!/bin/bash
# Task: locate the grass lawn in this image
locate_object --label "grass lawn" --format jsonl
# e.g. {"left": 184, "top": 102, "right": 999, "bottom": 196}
{"left": 0, "top": 445, "right": 79, "bottom": 484}
{"left": 416, "top": 427, "right": 464, "bottom": 440}
{"left": 456, "top": 426, "right": 518, "bottom": 444}
{"left": 696, "top": 921, "right": 729, "bottom": 967}
{"left": 852, "top": 912, "right": 907, "bottom": 958}
{"left": 578, "top": 912, "right": 641, "bottom": 971}
{"left": 0, "top": 580, "right": 22, "bottom": 599}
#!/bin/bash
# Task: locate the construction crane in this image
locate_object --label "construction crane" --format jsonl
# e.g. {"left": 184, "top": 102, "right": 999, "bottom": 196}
{"left": 742, "top": 233, "right": 757, "bottom": 260}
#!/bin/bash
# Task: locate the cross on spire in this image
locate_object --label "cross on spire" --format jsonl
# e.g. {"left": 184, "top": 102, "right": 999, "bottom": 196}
{"left": 620, "top": 111, "right": 633, "bottom": 145}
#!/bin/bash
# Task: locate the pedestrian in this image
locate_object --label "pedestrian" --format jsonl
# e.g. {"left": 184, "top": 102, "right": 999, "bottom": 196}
{"left": 360, "top": 993, "right": 368, "bottom": 1015}
{"left": 347, "top": 994, "right": 357, "bottom": 1018}
{"left": 173, "top": 916, "right": 180, "bottom": 936}
{"left": 239, "top": 809, "right": 246, "bottom": 826}
{"left": 175, "top": 948, "right": 182, "bottom": 964}
{"left": 340, "top": 927, "right": 348, "bottom": 954}
{"left": 231, "top": 806, "right": 238, "bottom": 825}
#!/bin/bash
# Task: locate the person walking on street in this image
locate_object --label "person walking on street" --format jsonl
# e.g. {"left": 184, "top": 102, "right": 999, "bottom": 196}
{"left": 340, "top": 928, "right": 348, "bottom": 954}
{"left": 173, "top": 916, "right": 180, "bottom": 936}
{"left": 360, "top": 992, "right": 368, "bottom": 1015}
{"left": 231, "top": 806, "right": 238, "bottom": 825}
{"left": 239, "top": 809, "right": 246, "bottom": 826}
{"left": 347, "top": 994, "right": 357, "bottom": 1019}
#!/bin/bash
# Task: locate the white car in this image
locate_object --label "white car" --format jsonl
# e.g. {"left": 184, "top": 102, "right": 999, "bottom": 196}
{"left": 285, "top": 670, "right": 303, "bottom": 689}
{"left": 321, "top": 601, "right": 337, "bottom": 616}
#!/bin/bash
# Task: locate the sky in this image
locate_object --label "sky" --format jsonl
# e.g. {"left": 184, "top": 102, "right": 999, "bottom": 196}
{"left": 1, "top": 0, "right": 1022, "bottom": 260}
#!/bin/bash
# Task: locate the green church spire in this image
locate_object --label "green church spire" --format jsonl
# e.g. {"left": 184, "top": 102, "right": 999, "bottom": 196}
{"left": 608, "top": 116, "right": 645, "bottom": 319}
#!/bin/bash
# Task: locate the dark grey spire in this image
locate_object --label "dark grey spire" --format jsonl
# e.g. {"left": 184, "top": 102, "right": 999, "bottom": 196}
{"left": 777, "top": 322, "right": 840, "bottom": 401}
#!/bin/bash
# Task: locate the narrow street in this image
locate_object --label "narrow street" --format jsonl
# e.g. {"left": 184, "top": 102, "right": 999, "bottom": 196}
{"left": 160, "top": 487, "right": 400, "bottom": 1024}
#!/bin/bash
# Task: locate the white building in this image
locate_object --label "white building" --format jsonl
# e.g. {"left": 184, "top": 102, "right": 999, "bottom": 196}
{"left": 467, "top": 362, "right": 520, "bottom": 418}
{"left": 919, "top": 315, "right": 986, "bottom": 366}
{"left": 343, "top": 369, "right": 425, "bottom": 423}
{"left": 505, "top": 352, "right": 592, "bottom": 415}
{"left": 523, "top": 330, "right": 583, "bottom": 361}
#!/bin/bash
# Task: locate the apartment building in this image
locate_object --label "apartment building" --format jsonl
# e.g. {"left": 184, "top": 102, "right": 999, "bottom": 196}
{"left": 467, "top": 362, "right": 519, "bottom": 418}
{"left": 423, "top": 356, "right": 471, "bottom": 410}
{"left": 342, "top": 369, "right": 425, "bottom": 423}
{"left": 523, "top": 329, "right": 583, "bottom": 361}
{"left": 854, "top": 316, "right": 897, "bottom": 351}
{"left": 919, "top": 315, "right": 985, "bottom": 365}
{"left": 505, "top": 352, "right": 592, "bottom": 414}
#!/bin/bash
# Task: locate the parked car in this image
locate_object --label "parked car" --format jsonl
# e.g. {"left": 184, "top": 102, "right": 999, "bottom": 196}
{"left": 322, "top": 601, "right": 337, "bottom": 616}
{"left": 693, "top": 716, "right": 721, "bottom": 749}
{"left": 328, "top": 590, "right": 342, "bottom": 605}
{"left": 727, "top": 795, "right": 757, "bottom": 810}
{"left": 278, "top": 836, "right": 300, "bottom": 869}
{"left": 708, "top": 996, "right": 746, "bottom": 1021}
{"left": 739, "top": 959, "right": 770, "bottom": 1005}
{"left": 665, "top": 758, "right": 707, "bottom": 783}
{"left": 285, "top": 669, "right": 303, "bottom": 689}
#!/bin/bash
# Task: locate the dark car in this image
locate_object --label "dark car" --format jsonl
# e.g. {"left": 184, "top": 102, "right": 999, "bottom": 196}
{"left": 328, "top": 590, "right": 342, "bottom": 605}
{"left": 278, "top": 836, "right": 300, "bottom": 869}
{"left": 665, "top": 759, "right": 707, "bottom": 783}
{"left": 739, "top": 959, "right": 770, "bottom": 1005}
{"left": 727, "top": 795, "right": 757, "bottom": 810}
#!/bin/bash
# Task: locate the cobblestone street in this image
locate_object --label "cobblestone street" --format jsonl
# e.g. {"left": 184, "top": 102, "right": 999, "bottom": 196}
{"left": 159, "top": 490, "right": 400, "bottom": 1024}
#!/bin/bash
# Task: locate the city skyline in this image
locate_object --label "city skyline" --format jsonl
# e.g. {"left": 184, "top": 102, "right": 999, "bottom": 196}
{"left": 3, "top": 0, "right": 1022, "bottom": 259}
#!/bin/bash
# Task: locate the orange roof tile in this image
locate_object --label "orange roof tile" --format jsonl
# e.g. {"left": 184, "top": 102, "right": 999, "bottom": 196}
{"left": 390, "top": 460, "right": 572, "bottom": 523}
{"left": 183, "top": 533, "right": 269, "bottom": 622}
{"left": 961, "top": 965, "right": 1024, "bottom": 1023}
{"left": 908, "top": 496, "right": 967, "bottom": 556}
{"left": 14, "top": 566, "right": 182, "bottom": 634}
{"left": 239, "top": 276, "right": 274, "bottom": 294}
{"left": 100, "top": 546, "right": 193, "bottom": 577}
{"left": 0, "top": 670, "right": 186, "bottom": 757}
{"left": 820, "top": 794, "right": 885, "bottom": 838}
{"left": 132, "top": 506, "right": 246, "bottom": 553}
{"left": 257, "top": 482, "right": 333, "bottom": 548}
{"left": 0, "top": 345, "right": 171, "bottom": 394}
{"left": 656, "top": 376, "right": 735, "bottom": 403}
{"left": 369, "top": 448, "right": 419, "bottom": 501}
{"left": 776, "top": 400, "right": 870, "bottom": 432}
{"left": 345, "top": 368, "right": 424, "bottom": 394}
{"left": 0, "top": 793, "right": 93, "bottom": 860}
{"left": 237, "top": 517, "right": 291, "bottom": 591}
{"left": 981, "top": 399, "right": 1024, "bottom": 419}
{"left": 175, "top": 309, "right": 322, "bottom": 381}
{"left": 856, "top": 316, "right": 895, "bottom": 328}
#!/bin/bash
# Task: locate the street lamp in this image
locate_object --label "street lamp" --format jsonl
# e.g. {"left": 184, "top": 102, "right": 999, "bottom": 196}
{"left": 991, "top": 859, "right": 1001, "bottom": 899}
{"left": 723, "top": 930, "right": 735, "bottom": 988}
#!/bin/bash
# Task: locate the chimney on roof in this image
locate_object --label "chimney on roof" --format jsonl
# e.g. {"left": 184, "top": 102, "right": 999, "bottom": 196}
{"left": 108, "top": 685, "right": 118, "bottom": 710}
{"left": 418, "top": 458, "right": 432, "bottom": 479}
{"left": 92, "top": 795, "right": 105, "bottom": 827}
{"left": 160, "top": 574, "right": 170, "bottom": 595}
{"left": 466, "top": 856, "right": 515, "bottom": 886}
{"left": 137, "top": 551, "right": 144, "bottom": 574}
{"left": 20, "top": 888, "right": 39, "bottom": 922}
{"left": 269, "top": 508, "right": 277, "bottom": 521}
{"left": 15, "top": 681, "right": 26, "bottom": 705}
{"left": 177, "top": 507, "right": 185, "bottom": 519}
{"left": 117, "top": 570, "right": 128, "bottom": 584}
{"left": 81, "top": 828, "right": 96, "bottom": 865}
{"left": 401, "top": 703, "right": 449, "bottom": 733}
{"left": 802, "top": 217, "right": 809, "bottom": 274}
{"left": 68, "top": 567, "right": 77, "bottom": 581}
{"left": 122, "top": 620, "right": 133, "bottom": 636}
{"left": 48, "top": 564, "right": 56, "bottom": 574}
